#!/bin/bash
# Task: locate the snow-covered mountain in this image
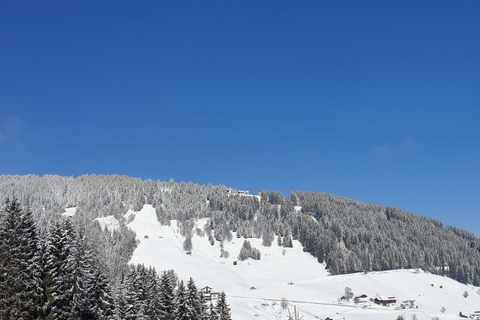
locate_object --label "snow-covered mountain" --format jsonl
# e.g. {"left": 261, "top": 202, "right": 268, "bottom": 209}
{"left": 121, "top": 205, "right": 480, "bottom": 320}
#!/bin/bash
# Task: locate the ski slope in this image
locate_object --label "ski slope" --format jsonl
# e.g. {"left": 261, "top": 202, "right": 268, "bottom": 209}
{"left": 125, "top": 205, "right": 480, "bottom": 320}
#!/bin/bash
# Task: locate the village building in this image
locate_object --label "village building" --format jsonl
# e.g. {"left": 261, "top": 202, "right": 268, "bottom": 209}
{"left": 354, "top": 294, "right": 368, "bottom": 303}
{"left": 374, "top": 297, "right": 396, "bottom": 307}
{"left": 201, "top": 286, "right": 220, "bottom": 302}
{"left": 470, "top": 310, "right": 480, "bottom": 319}
{"left": 201, "top": 286, "right": 212, "bottom": 295}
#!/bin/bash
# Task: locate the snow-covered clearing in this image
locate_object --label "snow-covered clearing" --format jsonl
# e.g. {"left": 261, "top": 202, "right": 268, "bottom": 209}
{"left": 62, "top": 207, "right": 76, "bottom": 217}
{"left": 94, "top": 215, "right": 120, "bottom": 233}
{"left": 127, "top": 205, "right": 480, "bottom": 320}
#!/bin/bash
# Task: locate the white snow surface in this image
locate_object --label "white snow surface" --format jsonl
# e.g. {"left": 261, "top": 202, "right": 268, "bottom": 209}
{"left": 127, "top": 205, "right": 480, "bottom": 320}
{"left": 94, "top": 215, "right": 120, "bottom": 233}
{"left": 62, "top": 207, "right": 76, "bottom": 217}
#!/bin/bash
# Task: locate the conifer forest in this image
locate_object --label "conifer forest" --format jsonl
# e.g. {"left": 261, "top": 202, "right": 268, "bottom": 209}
{"left": 1, "top": 174, "right": 480, "bottom": 319}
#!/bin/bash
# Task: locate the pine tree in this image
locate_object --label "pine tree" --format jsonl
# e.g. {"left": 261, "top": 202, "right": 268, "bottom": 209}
{"left": 159, "top": 271, "right": 176, "bottom": 320}
{"left": 209, "top": 302, "right": 218, "bottom": 320}
{"left": 123, "top": 265, "right": 147, "bottom": 320}
{"left": 143, "top": 266, "right": 161, "bottom": 320}
{"left": 174, "top": 280, "right": 189, "bottom": 320}
{"left": 0, "top": 199, "right": 45, "bottom": 320}
{"left": 215, "top": 292, "right": 231, "bottom": 320}
{"left": 44, "top": 221, "right": 81, "bottom": 320}
{"left": 92, "top": 270, "right": 115, "bottom": 319}
{"left": 186, "top": 277, "right": 204, "bottom": 320}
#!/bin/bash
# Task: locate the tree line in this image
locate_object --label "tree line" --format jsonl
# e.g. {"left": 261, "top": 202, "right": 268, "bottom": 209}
{"left": 1, "top": 174, "right": 480, "bottom": 286}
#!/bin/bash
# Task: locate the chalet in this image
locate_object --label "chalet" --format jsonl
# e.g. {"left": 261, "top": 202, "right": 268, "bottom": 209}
{"left": 374, "top": 297, "right": 396, "bottom": 307}
{"left": 354, "top": 294, "right": 368, "bottom": 303}
{"left": 201, "top": 286, "right": 213, "bottom": 295}
{"left": 226, "top": 189, "right": 250, "bottom": 196}
{"left": 201, "top": 286, "right": 220, "bottom": 302}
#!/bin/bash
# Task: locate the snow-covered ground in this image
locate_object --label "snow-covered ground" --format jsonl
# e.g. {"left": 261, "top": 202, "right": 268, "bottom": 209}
{"left": 125, "top": 205, "right": 480, "bottom": 320}
{"left": 62, "top": 207, "right": 77, "bottom": 217}
{"left": 94, "top": 215, "right": 121, "bottom": 233}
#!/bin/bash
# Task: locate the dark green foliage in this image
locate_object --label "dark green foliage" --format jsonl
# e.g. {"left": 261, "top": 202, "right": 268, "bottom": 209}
{"left": 0, "top": 199, "right": 45, "bottom": 319}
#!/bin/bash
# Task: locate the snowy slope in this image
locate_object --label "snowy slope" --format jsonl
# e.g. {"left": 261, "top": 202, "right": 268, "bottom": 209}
{"left": 126, "top": 205, "right": 480, "bottom": 320}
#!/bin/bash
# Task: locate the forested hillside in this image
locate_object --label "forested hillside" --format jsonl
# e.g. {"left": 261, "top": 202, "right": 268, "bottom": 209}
{"left": 1, "top": 174, "right": 479, "bottom": 288}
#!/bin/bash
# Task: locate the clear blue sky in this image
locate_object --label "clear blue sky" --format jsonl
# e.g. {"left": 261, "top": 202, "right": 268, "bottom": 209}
{"left": 1, "top": 1, "right": 479, "bottom": 235}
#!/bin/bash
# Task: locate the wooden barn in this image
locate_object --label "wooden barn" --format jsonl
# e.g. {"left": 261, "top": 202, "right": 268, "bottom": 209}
{"left": 374, "top": 297, "right": 396, "bottom": 307}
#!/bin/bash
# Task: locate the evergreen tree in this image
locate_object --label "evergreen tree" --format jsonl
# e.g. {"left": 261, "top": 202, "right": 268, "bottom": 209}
{"left": 92, "top": 270, "right": 115, "bottom": 319}
{"left": 159, "top": 271, "right": 176, "bottom": 320}
{"left": 209, "top": 302, "right": 218, "bottom": 320}
{"left": 44, "top": 220, "right": 81, "bottom": 320}
{"left": 174, "top": 280, "right": 188, "bottom": 320}
{"left": 186, "top": 277, "right": 203, "bottom": 320}
{"left": 123, "top": 265, "right": 147, "bottom": 320}
{"left": 215, "top": 291, "right": 231, "bottom": 320}
{"left": 143, "top": 266, "right": 161, "bottom": 320}
{"left": 0, "top": 199, "right": 45, "bottom": 319}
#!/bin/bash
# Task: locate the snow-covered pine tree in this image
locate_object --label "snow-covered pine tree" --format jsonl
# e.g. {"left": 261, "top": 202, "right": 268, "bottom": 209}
{"left": 44, "top": 220, "right": 81, "bottom": 320}
{"left": 215, "top": 291, "right": 231, "bottom": 320}
{"left": 209, "top": 302, "right": 218, "bottom": 320}
{"left": 159, "top": 270, "right": 176, "bottom": 320}
{"left": 115, "top": 273, "right": 128, "bottom": 320}
{"left": 123, "top": 265, "right": 147, "bottom": 320}
{"left": 198, "top": 291, "right": 208, "bottom": 320}
{"left": 143, "top": 266, "right": 162, "bottom": 319}
{"left": 0, "top": 198, "right": 45, "bottom": 319}
{"left": 186, "top": 277, "right": 205, "bottom": 320}
{"left": 72, "top": 232, "right": 96, "bottom": 319}
{"left": 92, "top": 269, "right": 115, "bottom": 319}
{"left": 174, "top": 280, "right": 189, "bottom": 320}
